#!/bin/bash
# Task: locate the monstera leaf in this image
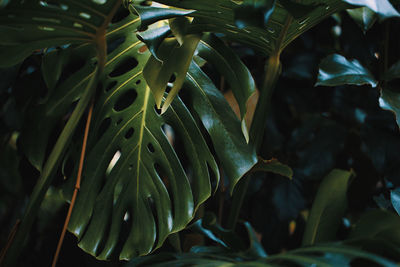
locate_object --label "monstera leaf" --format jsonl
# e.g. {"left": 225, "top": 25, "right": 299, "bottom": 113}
{"left": 1, "top": 0, "right": 257, "bottom": 264}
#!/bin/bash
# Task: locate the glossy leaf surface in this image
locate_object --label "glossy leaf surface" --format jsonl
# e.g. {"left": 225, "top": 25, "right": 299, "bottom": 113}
{"left": 347, "top": 7, "right": 377, "bottom": 32}
{"left": 316, "top": 54, "right": 378, "bottom": 87}
{"left": 391, "top": 188, "right": 400, "bottom": 216}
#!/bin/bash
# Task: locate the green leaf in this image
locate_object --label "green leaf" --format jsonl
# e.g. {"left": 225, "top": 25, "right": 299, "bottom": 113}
{"left": 347, "top": 7, "right": 377, "bottom": 33}
{"left": 143, "top": 0, "right": 350, "bottom": 55}
{"left": 251, "top": 157, "right": 293, "bottom": 179}
{"left": 379, "top": 88, "right": 400, "bottom": 128}
{"left": 302, "top": 169, "right": 352, "bottom": 246}
{"left": 279, "top": 0, "right": 324, "bottom": 19}
{"left": 343, "top": 0, "right": 400, "bottom": 19}
{"left": 391, "top": 188, "right": 400, "bottom": 216}
{"left": 143, "top": 32, "right": 201, "bottom": 113}
{"left": 316, "top": 54, "right": 378, "bottom": 87}
{"left": 384, "top": 60, "right": 400, "bottom": 81}
{"left": 184, "top": 62, "right": 258, "bottom": 193}
{"left": 196, "top": 34, "right": 256, "bottom": 142}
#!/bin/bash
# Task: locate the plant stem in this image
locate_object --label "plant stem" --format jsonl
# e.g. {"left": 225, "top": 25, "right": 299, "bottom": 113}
{"left": 51, "top": 100, "right": 94, "bottom": 267}
{"left": 227, "top": 52, "right": 282, "bottom": 230}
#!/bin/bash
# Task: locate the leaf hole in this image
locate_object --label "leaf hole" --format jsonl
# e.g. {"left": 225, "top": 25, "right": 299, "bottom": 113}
{"left": 135, "top": 79, "right": 141, "bottom": 85}
{"left": 109, "top": 57, "right": 138, "bottom": 77}
{"left": 162, "top": 124, "right": 175, "bottom": 147}
{"left": 39, "top": 1, "right": 68, "bottom": 10}
{"left": 147, "top": 143, "right": 155, "bottom": 153}
{"left": 106, "top": 150, "right": 121, "bottom": 175}
{"left": 114, "top": 89, "right": 137, "bottom": 111}
{"left": 98, "top": 117, "right": 111, "bottom": 139}
{"left": 79, "top": 12, "right": 91, "bottom": 19}
{"left": 38, "top": 26, "right": 55, "bottom": 31}
{"left": 107, "top": 36, "right": 126, "bottom": 54}
{"left": 154, "top": 105, "right": 162, "bottom": 115}
{"left": 125, "top": 128, "right": 134, "bottom": 139}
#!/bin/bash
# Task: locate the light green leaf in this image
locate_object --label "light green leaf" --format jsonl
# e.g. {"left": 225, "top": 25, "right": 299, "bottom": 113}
{"left": 316, "top": 54, "right": 378, "bottom": 87}
{"left": 302, "top": 169, "right": 352, "bottom": 246}
{"left": 343, "top": 0, "right": 400, "bottom": 19}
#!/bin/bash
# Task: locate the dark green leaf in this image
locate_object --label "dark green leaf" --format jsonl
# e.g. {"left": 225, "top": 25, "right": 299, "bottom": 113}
{"left": 279, "top": 0, "right": 324, "bottom": 19}
{"left": 302, "top": 169, "right": 352, "bottom": 246}
{"left": 316, "top": 54, "right": 378, "bottom": 87}
{"left": 136, "top": 25, "right": 171, "bottom": 61}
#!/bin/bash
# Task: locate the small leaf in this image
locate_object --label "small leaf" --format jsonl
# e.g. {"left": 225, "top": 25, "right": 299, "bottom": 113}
{"left": 391, "top": 188, "right": 400, "bottom": 215}
{"left": 137, "top": 25, "right": 171, "bottom": 61}
{"left": 347, "top": 7, "right": 377, "bottom": 33}
{"left": 379, "top": 88, "right": 400, "bottom": 129}
{"left": 302, "top": 169, "right": 352, "bottom": 246}
{"left": 343, "top": 0, "right": 400, "bottom": 19}
{"left": 384, "top": 60, "right": 400, "bottom": 81}
{"left": 251, "top": 157, "right": 293, "bottom": 179}
{"left": 316, "top": 54, "right": 377, "bottom": 87}
{"left": 234, "top": 0, "right": 276, "bottom": 29}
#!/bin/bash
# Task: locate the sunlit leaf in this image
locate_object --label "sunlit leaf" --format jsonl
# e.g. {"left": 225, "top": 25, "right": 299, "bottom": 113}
{"left": 347, "top": 7, "right": 377, "bottom": 33}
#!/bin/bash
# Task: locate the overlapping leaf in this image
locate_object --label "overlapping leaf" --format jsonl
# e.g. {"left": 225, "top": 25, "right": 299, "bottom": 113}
{"left": 150, "top": 0, "right": 350, "bottom": 54}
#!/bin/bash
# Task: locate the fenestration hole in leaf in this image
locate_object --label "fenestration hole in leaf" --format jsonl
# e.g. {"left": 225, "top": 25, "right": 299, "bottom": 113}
{"left": 147, "top": 196, "right": 160, "bottom": 249}
{"left": 154, "top": 105, "right": 162, "bottom": 115}
{"left": 109, "top": 57, "right": 138, "bottom": 77}
{"left": 162, "top": 124, "right": 175, "bottom": 147}
{"left": 106, "top": 150, "right": 121, "bottom": 175}
{"left": 114, "top": 89, "right": 137, "bottom": 111}
{"left": 147, "top": 143, "right": 155, "bottom": 153}
{"left": 125, "top": 128, "right": 134, "bottom": 139}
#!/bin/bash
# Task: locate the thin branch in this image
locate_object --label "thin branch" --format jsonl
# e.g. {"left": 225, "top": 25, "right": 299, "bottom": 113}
{"left": 51, "top": 100, "right": 94, "bottom": 267}
{"left": 0, "top": 220, "right": 21, "bottom": 265}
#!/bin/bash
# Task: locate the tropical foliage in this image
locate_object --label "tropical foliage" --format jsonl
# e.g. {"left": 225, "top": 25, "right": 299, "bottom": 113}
{"left": 0, "top": 0, "right": 400, "bottom": 266}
